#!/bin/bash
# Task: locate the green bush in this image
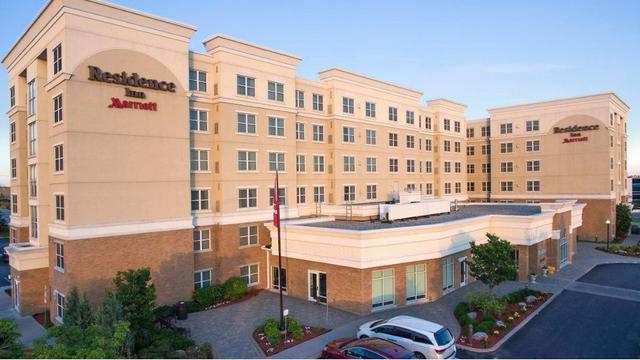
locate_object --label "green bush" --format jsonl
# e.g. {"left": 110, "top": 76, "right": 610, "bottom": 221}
{"left": 0, "top": 318, "right": 24, "bottom": 358}
{"left": 154, "top": 305, "right": 177, "bottom": 319}
{"left": 137, "top": 328, "right": 195, "bottom": 359}
{"left": 287, "top": 318, "right": 304, "bottom": 340}
{"left": 193, "top": 284, "right": 225, "bottom": 307}
{"left": 262, "top": 319, "right": 281, "bottom": 346}
{"left": 475, "top": 319, "right": 496, "bottom": 334}
{"left": 453, "top": 302, "right": 473, "bottom": 328}
{"left": 465, "top": 291, "right": 506, "bottom": 317}
{"left": 501, "top": 288, "right": 542, "bottom": 304}
{"left": 224, "top": 277, "right": 247, "bottom": 301}
{"left": 616, "top": 203, "right": 632, "bottom": 238}
{"left": 185, "top": 301, "right": 204, "bottom": 313}
{"left": 186, "top": 343, "right": 214, "bottom": 359}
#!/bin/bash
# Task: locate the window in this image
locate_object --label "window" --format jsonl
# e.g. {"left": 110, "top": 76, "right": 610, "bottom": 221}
{"left": 343, "top": 126, "right": 355, "bottom": 143}
{"left": 481, "top": 163, "right": 491, "bottom": 173}
{"left": 343, "top": 156, "right": 355, "bottom": 172}
{"left": 52, "top": 44, "right": 62, "bottom": 74}
{"left": 11, "top": 195, "right": 17, "bottom": 214}
{"left": 55, "top": 242, "right": 64, "bottom": 271}
{"left": 55, "top": 291, "right": 65, "bottom": 321}
{"left": 454, "top": 162, "right": 461, "bottom": 173}
{"left": 406, "top": 264, "right": 426, "bottom": 302}
{"left": 481, "top": 144, "right": 491, "bottom": 155}
{"left": 296, "top": 154, "right": 306, "bottom": 172}
{"left": 53, "top": 94, "right": 63, "bottom": 124}
{"left": 272, "top": 267, "right": 287, "bottom": 291}
{"left": 442, "top": 256, "right": 454, "bottom": 291}
{"left": 425, "top": 161, "right": 432, "bottom": 173}
{"left": 193, "top": 229, "right": 211, "bottom": 252}
{"left": 240, "top": 264, "right": 259, "bottom": 286}
{"left": 365, "top": 102, "right": 376, "bottom": 117}
{"left": 389, "top": 158, "right": 399, "bottom": 173}
{"left": 366, "top": 157, "right": 377, "bottom": 172}
{"left": 444, "top": 140, "right": 451, "bottom": 152}
{"left": 467, "top": 182, "right": 476, "bottom": 192}
{"left": 268, "top": 81, "right": 284, "bottom": 101}
{"left": 268, "top": 117, "right": 285, "bottom": 137}
{"left": 268, "top": 152, "right": 285, "bottom": 172}
{"left": 237, "top": 75, "right": 255, "bottom": 97}
{"left": 482, "top": 182, "right": 491, "bottom": 192}
{"left": 466, "top": 128, "right": 475, "bottom": 138}
{"left": 189, "top": 70, "right": 207, "bottom": 92}
{"left": 402, "top": 159, "right": 414, "bottom": 173}
{"left": 190, "top": 149, "right": 209, "bottom": 172}
{"left": 313, "top": 186, "right": 325, "bottom": 203}
{"left": 312, "top": 124, "right": 324, "bottom": 142}
{"left": 344, "top": 185, "right": 356, "bottom": 202}
{"left": 527, "top": 180, "right": 541, "bottom": 192}
{"left": 269, "top": 187, "right": 286, "bottom": 206}
{"left": 28, "top": 122, "right": 36, "bottom": 156}
{"left": 500, "top": 123, "right": 513, "bottom": 134}
{"left": 372, "top": 269, "right": 394, "bottom": 308}
{"left": 236, "top": 112, "right": 256, "bottom": 134}
{"left": 238, "top": 188, "right": 257, "bottom": 209}
{"left": 444, "top": 161, "right": 451, "bottom": 173}
{"left": 425, "top": 139, "right": 432, "bottom": 151}
{"left": 501, "top": 181, "right": 514, "bottom": 192}
{"left": 313, "top": 155, "right": 325, "bottom": 172}
{"left": 444, "top": 119, "right": 451, "bottom": 131}
{"left": 406, "top": 111, "right": 415, "bottom": 124}
{"left": 190, "top": 109, "right": 208, "bottom": 132}
{"left": 366, "top": 185, "right": 377, "bottom": 200}
{"left": 500, "top": 162, "right": 513, "bottom": 173}
{"left": 296, "top": 187, "right": 306, "bottom": 204}
{"left": 10, "top": 122, "right": 16, "bottom": 144}
{"left": 27, "top": 80, "right": 36, "bottom": 116}
{"left": 9, "top": 86, "right": 15, "bottom": 107}
{"left": 191, "top": 189, "right": 209, "bottom": 211}
{"left": 454, "top": 141, "right": 461, "bottom": 153}
{"left": 425, "top": 117, "right": 432, "bottom": 129}
{"left": 194, "top": 269, "right": 211, "bottom": 289}
{"left": 500, "top": 143, "right": 513, "bottom": 153}
{"left": 295, "top": 90, "right": 304, "bottom": 108}
{"left": 526, "top": 140, "right": 540, "bottom": 152}
{"left": 29, "top": 165, "right": 37, "bottom": 198}
{"left": 296, "top": 122, "right": 305, "bottom": 140}
{"left": 388, "top": 107, "right": 398, "bottom": 121}
{"left": 11, "top": 159, "right": 16, "bottom": 178}
{"left": 30, "top": 205, "right": 38, "bottom": 238}
{"left": 454, "top": 121, "right": 461, "bottom": 133}
{"left": 526, "top": 120, "right": 539, "bottom": 132}
{"left": 526, "top": 160, "right": 540, "bottom": 172}
{"left": 467, "top": 146, "right": 475, "bottom": 156}
{"left": 365, "top": 129, "right": 376, "bottom": 145}
{"left": 308, "top": 94, "right": 322, "bottom": 112}
{"left": 239, "top": 225, "right": 258, "bottom": 247}
{"left": 481, "top": 126, "right": 490, "bottom": 137}
{"left": 444, "top": 183, "right": 451, "bottom": 194}
{"left": 237, "top": 151, "right": 257, "bottom": 171}
{"left": 342, "top": 97, "right": 354, "bottom": 114}
{"left": 406, "top": 135, "right": 415, "bottom": 148}
{"left": 55, "top": 194, "right": 64, "bottom": 221}
{"left": 425, "top": 183, "right": 433, "bottom": 195}
{"left": 388, "top": 133, "right": 398, "bottom": 147}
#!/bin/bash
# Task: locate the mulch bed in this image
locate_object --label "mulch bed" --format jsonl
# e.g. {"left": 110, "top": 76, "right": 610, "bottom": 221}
{"left": 253, "top": 325, "right": 329, "bottom": 356}
{"left": 457, "top": 293, "right": 551, "bottom": 349}
{"left": 595, "top": 247, "right": 640, "bottom": 258}
{"left": 197, "top": 289, "right": 260, "bottom": 312}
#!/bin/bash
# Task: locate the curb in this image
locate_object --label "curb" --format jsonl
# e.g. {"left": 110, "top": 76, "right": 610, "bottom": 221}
{"left": 456, "top": 290, "right": 563, "bottom": 353}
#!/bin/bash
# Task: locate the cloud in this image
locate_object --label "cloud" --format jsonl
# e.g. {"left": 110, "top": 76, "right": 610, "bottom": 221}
{"left": 453, "top": 63, "right": 575, "bottom": 75}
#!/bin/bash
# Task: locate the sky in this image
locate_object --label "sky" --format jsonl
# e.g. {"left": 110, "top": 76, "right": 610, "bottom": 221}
{"left": 0, "top": 0, "right": 638, "bottom": 185}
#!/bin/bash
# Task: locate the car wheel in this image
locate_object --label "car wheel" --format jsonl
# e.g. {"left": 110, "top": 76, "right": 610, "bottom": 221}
{"left": 413, "top": 352, "right": 426, "bottom": 359}
{"left": 359, "top": 335, "right": 369, "bottom": 339}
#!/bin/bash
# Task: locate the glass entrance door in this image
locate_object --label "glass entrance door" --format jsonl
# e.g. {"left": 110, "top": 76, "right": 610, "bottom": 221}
{"left": 459, "top": 259, "right": 468, "bottom": 287}
{"left": 560, "top": 235, "right": 568, "bottom": 267}
{"left": 12, "top": 279, "right": 20, "bottom": 312}
{"left": 308, "top": 271, "right": 327, "bottom": 303}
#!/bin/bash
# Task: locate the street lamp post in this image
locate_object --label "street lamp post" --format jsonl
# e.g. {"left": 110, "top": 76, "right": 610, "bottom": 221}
{"left": 605, "top": 219, "right": 611, "bottom": 251}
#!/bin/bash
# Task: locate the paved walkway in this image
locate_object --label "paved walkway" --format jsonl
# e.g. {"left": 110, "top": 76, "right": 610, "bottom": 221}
{"left": 0, "top": 286, "right": 46, "bottom": 347}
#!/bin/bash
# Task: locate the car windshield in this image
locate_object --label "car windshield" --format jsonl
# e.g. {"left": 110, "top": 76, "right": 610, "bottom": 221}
{"left": 434, "top": 328, "right": 453, "bottom": 346}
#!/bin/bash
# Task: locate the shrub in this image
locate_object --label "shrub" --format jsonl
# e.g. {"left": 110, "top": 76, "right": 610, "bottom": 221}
{"left": 193, "top": 285, "right": 225, "bottom": 307}
{"left": 465, "top": 291, "right": 506, "bottom": 317}
{"left": 453, "top": 302, "right": 473, "bottom": 328}
{"left": 475, "top": 319, "right": 496, "bottom": 334}
{"left": 154, "top": 305, "right": 176, "bottom": 320}
{"left": 0, "top": 318, "right": 24, "bottom": 358}
{"left": 262, "top": 319, "right": 281, "bottom": 346}
{"left": 136, "top": 328, "right": 194, "bottom": 359}
{"left": 223, "top": 277, "right": 247, "bottom": 301}
{"left": 186, "top": 343, "right": 214, "bottom": 359}
{"left": 185, "top": 301, "right": 204, "bottom": 313}
{"left": 616, "top": 203, "right": 632, "bottom": 238}
{"left": 287, "top": 318, "right": 304, "bottom": 340}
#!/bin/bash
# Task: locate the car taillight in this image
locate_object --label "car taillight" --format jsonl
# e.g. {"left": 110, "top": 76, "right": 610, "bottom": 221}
{"left": 435, "top": 347, "right": 447, "bottom": 354}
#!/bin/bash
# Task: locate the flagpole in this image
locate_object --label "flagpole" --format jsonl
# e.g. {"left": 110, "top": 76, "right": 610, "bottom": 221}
{"left": 275, "top": 170, "right": 284, "bottom": 330}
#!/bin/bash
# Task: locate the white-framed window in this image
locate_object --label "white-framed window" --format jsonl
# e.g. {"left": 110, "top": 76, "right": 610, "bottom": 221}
{"left": 481, "top": 126, "right": 491, "bottom": 137}
{"left": 343, "top": 126, "right": 355, "bottom": 143}
{"left": 443, "top": 119, "right": 451, "bottom": 131}
{"left": 296, "top": 186, "right": 306, "bottom": 204}
{"left": 268, "top": 117, "right": 285, "bottom": 137}
{"left": 500, "top": 123, "right": 513, "bottom": 134}
{"left": 425, "top": 139, "right": 432, "bottom": 151}
{"left": 190, "top": 109, "right": 208, "bottom": 132}
{"left": 406, "top": 110, "right": 415, "bottom": 124}
{"left": 500, "top": 143, "right": 513, "bottom": 153}
{"left": 29, "top": 165, "right": 37, "bottom": 198}
{"left": 239, "top": 225, "right": 259, "bottom": 247}
{"left": 190, "top": 149, "right": 209, "bottom": 172}
{"left": 425, "top": 116, "right": 432, "bottom": 129}
{"left": 365, "top": 129, "right": 376, "bottom": 145}
{"left": 269, "top": 187, "right": 287, "bottom": 206}
{"left": 55, "top": 242, "right": 64, "bottom": 271}
{"left": 526, "top": 120, "right": 540, "bottom": 132}
{"left": 388, "top": 133, "right": 398, "bottom": 147}
{"left": 52, "top": 44, "right": 62, "bottom": 74}
{"left": 425, "top": 161, "right": 432, "bottom": 173}
{"left": 388, "top": 106, "right": 398, "bottom": 121}
{"left": 444, "top": 182, "right": 452, "bottom": 194}
{"left": 372, "top": 268, "right": 394, "bottom": 308}
{"left": 237, "top": 112, "right": 256, "bottom": 134}
{"left": 366, "top": 157, "right": 377, "bottom": 172}
{"left": 342, "top": 97, "right": 354, "bottom": 114}
{"left": 28, "top": 122, "right": 36, "bottom": 156}
{"left": 10, "top": 158, "right": 16, "bottom": 179}
{"left": 54, "top": 291, "right": 65, "bottom": 322}
{"left": 189, "top": 70, "right": 207, "bottom": 92}
{"left": 443, "top": 140, "right": 451, "bottom": 152}
{"left": 406, "top": 135, "right": 415, "bottom": 148}
{"left": 467, "top": 182, "right": 476, "bottom": 192}
{"left": 389, "top": 158, "right": 399, "bottom": 173}
{"left": 296, "top": 154, "right": 306, "bottom": 172}
{"left": 481, "top": 163, "right": 491, "bottom": 173}
{"left": 444, "top": 161, "right": 451, "bottom": 173}
{"left": 466, "top": 128, "right": 475, "bottom": 138}
{"left": 344, "top": 185, "right": 356, "bottom": 202}
{"left": 194, "top": 269, "right": 212, "bottom": 289}
{"left": 312, "top": 94, "right": 323, "bottom": 111}
{"left": 27, "top": 79, "right": 36, "bottom": 116}
{"left": 501, "top": 181, "right": 514, "bottom": 192}
{"left": 55, "top": 194, "right": 65, "bottom": 221}
{"left": 526, "top": 140, "right": 540, "bottom": 152}
{"left": 9, "top": 86, "right": 15, "bottom": 107}
{"left": 237, "top": 75, "right": 255, "bottom": 97}
{"left": 454, "top": 162, "right": 461, "bottom": 173}
{"left": 313, "top": 155, "right": 325, "bottom": 172}
{"left": 343, "top": 156, "right": 356, "bottom": 172}
{"left": 237, "top": 150, "right": 257, "bottom": 171}
{"left": 366, "top": 184, "right": 377, "bottom": 200}
{"left": 527, "top": 180, "right": 541, "bottom": 192}
{"left": 9, "top": 122, "right": 16, "bottom": 144}
{"left": 481, "top": 144, "right": 490, "bottom": 155}
{"left": 296, "top": 122, "right": 305, "bottom": 140}
{"left": 500, "top": 161, "right": 513, "bottom": 173}
{"left": 467, "top": 164, "right": 475, "bottom": 174}
{"left": 482, "top": 182, "right": 491, "bottom": 192}
{"left": 272, "top": 267, "right": 287, "bottom": 291}
{"left": 240, "top": 264, "right": 259, "bottom": 286}
{"left": 454, "top": 121, "right": 461, "bottom": 133}
{"left": 268, "top": 81, "right": 284, "bottom": 101}
{"left": 295, "top": 90, "right": 304, "bottom": 108}
{"left": 268, "top": 152, "right": 285, "bottom": 172}
{"left": 425, "top": 183, "right": 433, "bottom": 195}
{"left": 53, "top": 94, "right": 63, "bottom": 124}
{"left": 313, "top": 186, "right": 325, "bottom": 203}
{"left": 312, "top": 124, "right": 324, "bottom": 142}
{"left": 467, "top": 146, "right": 475, "bottom": 156}
{"left": 527, "top": 160, "right": 541, "bottom": 172}
{"left": 406, "top": 264, "right": 426, "bottom": 302}
{"left": 193, "top": 229, "right": 211, "bottom": 252}
{"left": 454, "top": 141, "right": 461, "bottom": 153}
{"left": 191, "top": 189, "right": 209, "bottom": 211}
{"left": 30, "top": 205, "right": 38, "bottom": 239}
{"left": 238, "top": 188, "right": 257, "bottom": 209}
{"left": 365, "top": 102, "right": 376, "bottom": 117}
{"left": 11, "top": 194, "right": 17, "bottom": 214}
{"left": 407, "top": 159, "right": 415, "bottom": 173}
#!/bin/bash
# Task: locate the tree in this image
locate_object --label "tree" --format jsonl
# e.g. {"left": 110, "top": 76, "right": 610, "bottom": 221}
{"left": 96, "top": 292, "right": 125, "bottom": 332}
{"left": 64, "top": 287, "right": 93, "bottom": 329}
{"left": 616, "top": 203, "right": 632, "bottom": 239}
{"left": 112, "top": 268, "right": 156, "bottom": 332}
{"left": 0, "top": 318, "right": 24, "bottom": 359}
{"left": 468, "top": 233, "right": 516, "bottom": 293}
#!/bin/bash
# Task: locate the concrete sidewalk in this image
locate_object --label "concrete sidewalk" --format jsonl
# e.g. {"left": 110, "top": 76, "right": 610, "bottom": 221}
{"left": 0, "top": 286, "right": 46, "bottom": 347}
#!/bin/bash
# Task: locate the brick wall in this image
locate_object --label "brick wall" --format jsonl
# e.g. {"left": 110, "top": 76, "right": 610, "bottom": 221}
{"left": 10, "top": 266, "right": 48, "bottom": 316}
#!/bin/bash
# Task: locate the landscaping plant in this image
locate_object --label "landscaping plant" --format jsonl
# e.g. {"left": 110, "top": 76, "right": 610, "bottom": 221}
{"left": 468, "top": 233, "right": 517, "bottom": 294}
{"left": 223, "top": 277, "right": 248, "bottom": 301}
{"left": 0, "top": 318, "right": 24, "bottom": 359}
{"left": 616, "top": 203, "right": 632, "bottom": 239}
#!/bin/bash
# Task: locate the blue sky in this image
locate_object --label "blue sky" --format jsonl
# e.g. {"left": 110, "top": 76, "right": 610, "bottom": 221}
{"left": 0, "top": 0, "right": 638, "bottom": 185}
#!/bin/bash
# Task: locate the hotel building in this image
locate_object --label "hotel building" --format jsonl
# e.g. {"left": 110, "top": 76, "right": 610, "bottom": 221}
{"left": 3, "top": 0, "right": 626, "bottom": 317}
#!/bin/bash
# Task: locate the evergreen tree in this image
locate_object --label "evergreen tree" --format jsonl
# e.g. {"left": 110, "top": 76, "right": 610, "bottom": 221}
{"left": 63, "top": 287, "right": 93, "bottom": 329}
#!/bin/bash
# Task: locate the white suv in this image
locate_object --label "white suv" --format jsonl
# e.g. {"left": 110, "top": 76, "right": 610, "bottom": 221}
{"left": 356, "top": 315, "right": 456, "bottom": 359}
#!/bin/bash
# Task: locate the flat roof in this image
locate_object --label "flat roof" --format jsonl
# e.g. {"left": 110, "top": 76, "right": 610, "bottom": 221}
{"left": 301, "top": 204, "right": 542, "bottom": 231}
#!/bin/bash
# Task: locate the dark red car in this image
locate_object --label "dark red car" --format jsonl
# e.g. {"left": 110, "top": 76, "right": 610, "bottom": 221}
{"left": 321, "top": 336, "right": 415, "bottom": 359}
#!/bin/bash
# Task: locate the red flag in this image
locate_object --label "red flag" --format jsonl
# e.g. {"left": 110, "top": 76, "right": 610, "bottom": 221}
{"left": 273, "top": 171, "right": 279, "bottom": 228}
